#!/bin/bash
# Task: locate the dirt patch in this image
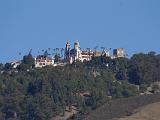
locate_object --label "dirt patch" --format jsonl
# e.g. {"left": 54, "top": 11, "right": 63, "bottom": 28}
{"left": 51, "top": 109, "right": 77, "bottom": 120}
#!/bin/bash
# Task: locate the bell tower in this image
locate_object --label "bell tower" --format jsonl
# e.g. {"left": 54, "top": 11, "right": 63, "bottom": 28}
{"left": 66, "top": 41, "right": 71, "bottom": 51}
{"left": 74, "top": 40, "right": 82, "bottom": 60}
{"left": 65, "top": 40, "right": 71, "bottom": 60}
{"left": 74, "top": 40, "right": 80, "bottom": 50}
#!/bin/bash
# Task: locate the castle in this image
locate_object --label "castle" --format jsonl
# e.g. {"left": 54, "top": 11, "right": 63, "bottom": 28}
{"left": 64, "top": 40, "right": 124, "bottom": 64}
{"left": 64, "top": 41, "right": 94, "bottom": 63}
{"left": 33, "top": 40, "right": 125, "bottom": 67}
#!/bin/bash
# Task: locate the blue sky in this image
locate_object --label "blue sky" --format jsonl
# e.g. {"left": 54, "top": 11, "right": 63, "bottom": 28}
{"left": 0, "top": 0, "right": 160, "bottom": 63}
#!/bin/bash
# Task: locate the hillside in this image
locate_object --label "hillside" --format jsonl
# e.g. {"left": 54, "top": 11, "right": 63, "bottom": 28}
{"left": 84, "top": 93, "right": 160, "bottom": 120}
{"left": 118, "top": 101, "right": 160, "bottom": 120}
{"left": 1, "top": 52, "right": 160, "bottom": 120}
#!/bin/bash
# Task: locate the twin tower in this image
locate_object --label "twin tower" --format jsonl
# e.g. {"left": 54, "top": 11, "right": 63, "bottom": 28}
{"left": 64, "top": 41, "right": 92, "bottom": 63}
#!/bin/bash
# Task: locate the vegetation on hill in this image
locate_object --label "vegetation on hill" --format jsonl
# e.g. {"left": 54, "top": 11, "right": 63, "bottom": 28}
{"left": 0, "top": 51, "right": 160, "bottom": 120}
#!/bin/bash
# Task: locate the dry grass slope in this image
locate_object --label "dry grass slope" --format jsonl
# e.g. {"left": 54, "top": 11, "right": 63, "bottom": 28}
{"left": 118, "top": 102, "right": 160, "bottom": 120}
{"left": 85, "top": 93, "right": 160, "bottom": 120}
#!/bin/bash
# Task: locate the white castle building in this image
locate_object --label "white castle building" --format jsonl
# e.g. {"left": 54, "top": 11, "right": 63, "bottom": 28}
{"left": 64, "top": 41, "right": 94, "bottom": 63}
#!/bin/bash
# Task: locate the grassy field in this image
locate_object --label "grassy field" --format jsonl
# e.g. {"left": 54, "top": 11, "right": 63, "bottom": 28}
{"left": 84, "top": 93, "right": 160, "bottom": 120}
{"left": 118, "top": 102, "right": 160, "bottom": 120}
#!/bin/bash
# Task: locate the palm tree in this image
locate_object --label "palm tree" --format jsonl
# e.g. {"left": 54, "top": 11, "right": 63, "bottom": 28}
{"left": 86, "top": 48, "right": 91, "bottom": 60}
{"left": 55, "top": 48, "right": 60, "bottom": 56}
{"left": 125, "top": 54, "right": 128, "bottom": 57}
{"left": 18, "top": 52, "right": 21, "bottom": 56}
{"left": 48, "top": 48, "right": 51, "bottom": 51}
{"left": 44, "top": 50, "right": 49, "bottom": 57}
{"left": 60, "top": 48, "right": 64, "bottom": 59}
{"left": 94, "top": 46, "right": 98, "bottom": 52}
{"left": 52, "top": 48, "right": 56, "bottom": 57}
{"left": 101, "top": 47, "right": 105, "bottom": 52}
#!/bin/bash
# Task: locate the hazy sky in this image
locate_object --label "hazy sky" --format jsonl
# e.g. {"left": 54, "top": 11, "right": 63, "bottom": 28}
{"left": 0, "top": 0, "right": 160, "bottom": 63}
